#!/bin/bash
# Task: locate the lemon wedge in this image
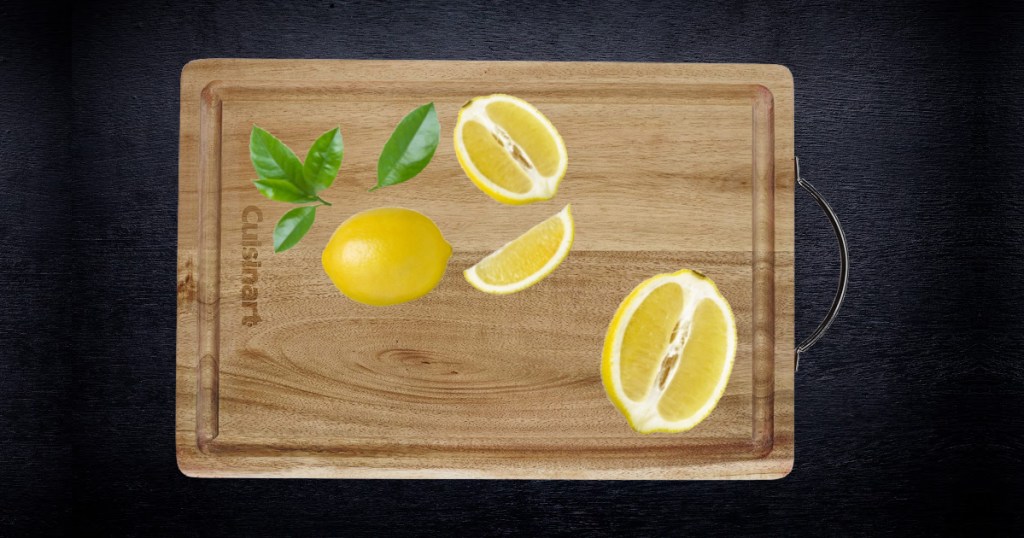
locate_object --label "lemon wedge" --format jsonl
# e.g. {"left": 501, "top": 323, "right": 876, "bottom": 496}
{"left": 602, "top": 269, "right": 737, "bottom": 433}
{"left": 454, "top": 94, "right": 567, "bottom": 205}
{"left": 464, "top": 205, "right": 573, "bottom": 294}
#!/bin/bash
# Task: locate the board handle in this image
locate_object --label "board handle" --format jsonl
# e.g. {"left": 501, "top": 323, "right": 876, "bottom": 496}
{"left": 795, "top": 157, "right": 849, "bottom": 371}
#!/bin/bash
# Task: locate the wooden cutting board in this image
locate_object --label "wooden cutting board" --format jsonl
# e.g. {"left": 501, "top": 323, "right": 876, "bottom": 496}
{"left": 176, "top": 60, "right": 794, "bottom": 479}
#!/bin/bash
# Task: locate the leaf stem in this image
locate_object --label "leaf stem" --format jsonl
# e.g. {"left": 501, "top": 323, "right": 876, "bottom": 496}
{"left": 315, "top": 196, "right": 332, "bottom": 206}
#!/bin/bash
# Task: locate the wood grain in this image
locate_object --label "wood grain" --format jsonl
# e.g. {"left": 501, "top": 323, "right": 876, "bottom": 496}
{"left": 176, "top": 60, "right": 794, "bottom": 479}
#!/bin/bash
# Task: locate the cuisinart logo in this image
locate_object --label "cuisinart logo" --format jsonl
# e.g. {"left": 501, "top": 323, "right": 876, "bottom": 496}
{"left": 241, "top": 206, "right": 262, "bottom": 327}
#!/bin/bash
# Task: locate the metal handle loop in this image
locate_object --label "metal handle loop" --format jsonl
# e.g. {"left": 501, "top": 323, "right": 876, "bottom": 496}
{"left": 795, "top": 157, "right": 849, "bottom": 371}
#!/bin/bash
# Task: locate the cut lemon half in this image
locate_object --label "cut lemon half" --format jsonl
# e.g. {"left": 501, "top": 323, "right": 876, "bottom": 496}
{"left": 464, "top": 205, "right": 573, "bottom": 294}
{"left": 602, "top": 269, "right": 737, "bottom": 433}
{"left": 454, "top": 94, "right": 567, "bottom": 205}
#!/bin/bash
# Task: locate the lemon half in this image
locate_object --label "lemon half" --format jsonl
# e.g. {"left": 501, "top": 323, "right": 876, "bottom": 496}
{"left": 321, "top": 207, "right": 451, "bottom": 306}
{"left": 454, "top": 94, "right": 567, "bottom": 205}
{"left": 602, "top": 269, "right": 737, "bottom": 433}
{"left": 464, "top": 205, "right": 573, "bottom": 294}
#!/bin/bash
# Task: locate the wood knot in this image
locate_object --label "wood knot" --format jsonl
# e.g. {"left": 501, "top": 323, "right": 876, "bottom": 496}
{"left": 375, "top": 349, "right": 467, "bottom": 378}
{"left": 177, "top": 257, "right": 196, "bottom": 308}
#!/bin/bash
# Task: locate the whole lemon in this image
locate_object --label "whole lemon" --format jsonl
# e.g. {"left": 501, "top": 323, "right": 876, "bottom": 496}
{"left": 321, "top": 207, "right": 452, "bottom": 306}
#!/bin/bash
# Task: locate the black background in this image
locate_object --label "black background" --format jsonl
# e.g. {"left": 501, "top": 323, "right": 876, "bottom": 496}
{"left": 3, "top": 0, "right": 1022, "bottom": 534}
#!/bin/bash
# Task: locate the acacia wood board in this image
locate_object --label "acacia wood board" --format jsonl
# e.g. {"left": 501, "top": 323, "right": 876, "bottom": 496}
{"left": 176, "top": 60, "right": 794, "bottom": 479}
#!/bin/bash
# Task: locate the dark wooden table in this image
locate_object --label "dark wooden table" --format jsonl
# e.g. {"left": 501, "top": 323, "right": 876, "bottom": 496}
{"left": 4, "top": 0, "right": 1022, "bottom": 534}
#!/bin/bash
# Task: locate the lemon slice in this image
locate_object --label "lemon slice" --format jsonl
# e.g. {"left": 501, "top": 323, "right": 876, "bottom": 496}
{"left": 454, "top": 94, "right": 567, "bottom": 205}
{"left": 464, "top": 205, "right": 573, "bottom": 294}
{"left": 602, "top": 269, "right": 737, "bottom": 433}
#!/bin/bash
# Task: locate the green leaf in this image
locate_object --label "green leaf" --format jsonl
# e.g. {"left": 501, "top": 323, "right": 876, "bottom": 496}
{"left": 303, "top": 127, "right": 344, "bottom": 193}
{"left": 273, "top": 206, "right": 317, "bottom": 253}
{"left": 373, "top": 102, "right": 439, "bottom": 191}
{"left": 253, "top": 179, "right": 319, "bottom": 204}
{"left": 250, "top": 126, "right": 309, "bottom": 192}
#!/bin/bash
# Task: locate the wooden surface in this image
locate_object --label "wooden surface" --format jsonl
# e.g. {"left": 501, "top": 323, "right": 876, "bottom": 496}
{"left": 176, "top": 60, "right": 794, "bottom": 478}
{"left": 53, "top": 0, "right": 1024, "bottom": 534}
